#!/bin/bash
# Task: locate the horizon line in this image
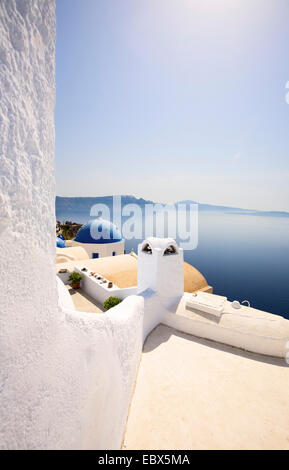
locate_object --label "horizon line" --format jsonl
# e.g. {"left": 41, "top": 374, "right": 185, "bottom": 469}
{"left": 55, "top": 194, "right": 289, "bottom": 216}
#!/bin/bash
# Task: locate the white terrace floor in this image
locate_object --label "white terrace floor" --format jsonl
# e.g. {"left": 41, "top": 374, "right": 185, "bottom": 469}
{"left": 123, "top": 325, "right": 289, "bottom": 450}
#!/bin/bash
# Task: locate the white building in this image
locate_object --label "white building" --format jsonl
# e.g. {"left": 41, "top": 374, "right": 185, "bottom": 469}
{"left": 66, "top": 217, "right": 125, "bottom": 259}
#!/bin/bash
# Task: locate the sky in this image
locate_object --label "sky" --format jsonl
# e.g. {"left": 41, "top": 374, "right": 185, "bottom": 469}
{"left": 55, "top": 0, "right": 289, "bottom": 211}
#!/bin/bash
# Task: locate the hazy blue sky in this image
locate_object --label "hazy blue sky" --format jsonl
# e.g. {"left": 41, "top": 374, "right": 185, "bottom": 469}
{"left": 55, "top": 0, "right": 289, "bottom": 211}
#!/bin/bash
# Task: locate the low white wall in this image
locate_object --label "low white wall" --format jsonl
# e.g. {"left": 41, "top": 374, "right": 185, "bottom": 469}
{"left": 162, "top": 304, "right": 289, "bottom": 359}
{"left": 59, "top": 295, "right": 144, "bottom": 450}
{"left": 74, "top": 267, "right": 137, "bottom": 305}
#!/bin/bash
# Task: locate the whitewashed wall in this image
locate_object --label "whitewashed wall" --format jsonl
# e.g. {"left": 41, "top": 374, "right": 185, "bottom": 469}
{"left": 69, "top": 239, "right": 125, "bottom": 259}
{"left": 0, "top": 0, "right": 143, "bottom": 450}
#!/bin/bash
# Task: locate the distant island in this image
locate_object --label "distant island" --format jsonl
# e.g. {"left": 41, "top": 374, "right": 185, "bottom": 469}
{"left": 56, "top": 196, "right": 289, "bottom": 224}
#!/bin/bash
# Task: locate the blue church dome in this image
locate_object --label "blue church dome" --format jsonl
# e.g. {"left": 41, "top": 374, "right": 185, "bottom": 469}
{"left": 56, "top": 236, "right": 66, "bottom": 248}
{"left": 74, "top": 218, "right": 122, "bottom": 244}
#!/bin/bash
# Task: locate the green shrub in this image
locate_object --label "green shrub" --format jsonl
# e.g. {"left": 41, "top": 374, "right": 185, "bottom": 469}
{"left": 68, "top": 272, "right": 83, "bottom": 284}
{"left": 103, "top": 296, "right": 122, "bottom": 311}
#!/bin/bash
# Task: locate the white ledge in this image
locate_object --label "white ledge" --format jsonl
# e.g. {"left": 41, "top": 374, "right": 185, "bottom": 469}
{"left": 163, "top": 293, "right": 289, "bottom": 358}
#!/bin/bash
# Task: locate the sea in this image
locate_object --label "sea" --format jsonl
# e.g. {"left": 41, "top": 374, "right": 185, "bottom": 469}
{"left": 56, "top": 205, "right": 289, "bottom": 320}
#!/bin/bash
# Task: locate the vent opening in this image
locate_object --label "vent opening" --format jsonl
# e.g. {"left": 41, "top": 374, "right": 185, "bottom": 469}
{"left": 142, "top": 243, "right": 152, "bottom": 254}
{"left": 163, "top": 245, "right": 177, "bottom": 255}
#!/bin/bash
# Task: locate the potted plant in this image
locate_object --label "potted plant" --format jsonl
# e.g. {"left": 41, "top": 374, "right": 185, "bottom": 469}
{"left": 68, "top": 272, "right": 83, "bottom": 290}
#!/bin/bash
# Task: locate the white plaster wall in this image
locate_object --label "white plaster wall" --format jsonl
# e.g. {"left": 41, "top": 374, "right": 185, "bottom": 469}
{"left": 59, "top": 295, "right": 144, "bottom": 450}
{"left": 0, "top": 0, "right": 143, "bottom": 450}
{"left": 69, "top": 240, "right": 125, "bottom": 259}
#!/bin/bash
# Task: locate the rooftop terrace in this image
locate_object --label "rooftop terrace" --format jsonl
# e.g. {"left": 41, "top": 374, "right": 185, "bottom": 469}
{"left": 124, "top": 324, "right": 289, "bottom": 450}
{"left": 57, "top": 253, "right": 212, "bottom": 292}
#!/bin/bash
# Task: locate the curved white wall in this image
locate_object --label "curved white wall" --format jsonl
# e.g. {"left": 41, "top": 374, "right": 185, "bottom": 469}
{"left": 57, "top": 295, "right": 144, "bottom": 450}
{"left": 0, "top": 0, "right": 143, "bottom": 450}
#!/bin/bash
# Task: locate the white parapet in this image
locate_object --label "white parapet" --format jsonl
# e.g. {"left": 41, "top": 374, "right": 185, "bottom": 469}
{"left": 74, "top": 266, "right": 137, "bottom": 303}
{"left": 163, "top": 292, "right": 289, "bottom": 358}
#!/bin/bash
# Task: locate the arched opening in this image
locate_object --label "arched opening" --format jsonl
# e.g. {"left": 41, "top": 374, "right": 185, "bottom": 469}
{"left": 142, "top": 243, "right": 152, "bottom": 254}
{"left": 163, "top": 245, "right": 178, "bottom": 256}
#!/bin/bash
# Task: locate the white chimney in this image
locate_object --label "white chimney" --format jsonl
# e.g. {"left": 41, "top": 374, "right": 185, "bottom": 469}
{"left": 137, "top": 237, "right": 184, "bottom": 307}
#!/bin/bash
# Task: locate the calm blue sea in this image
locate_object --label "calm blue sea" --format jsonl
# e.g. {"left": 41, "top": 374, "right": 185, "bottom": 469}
{"left": 56, "top": 208, "right": 289, "bottom": 319}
